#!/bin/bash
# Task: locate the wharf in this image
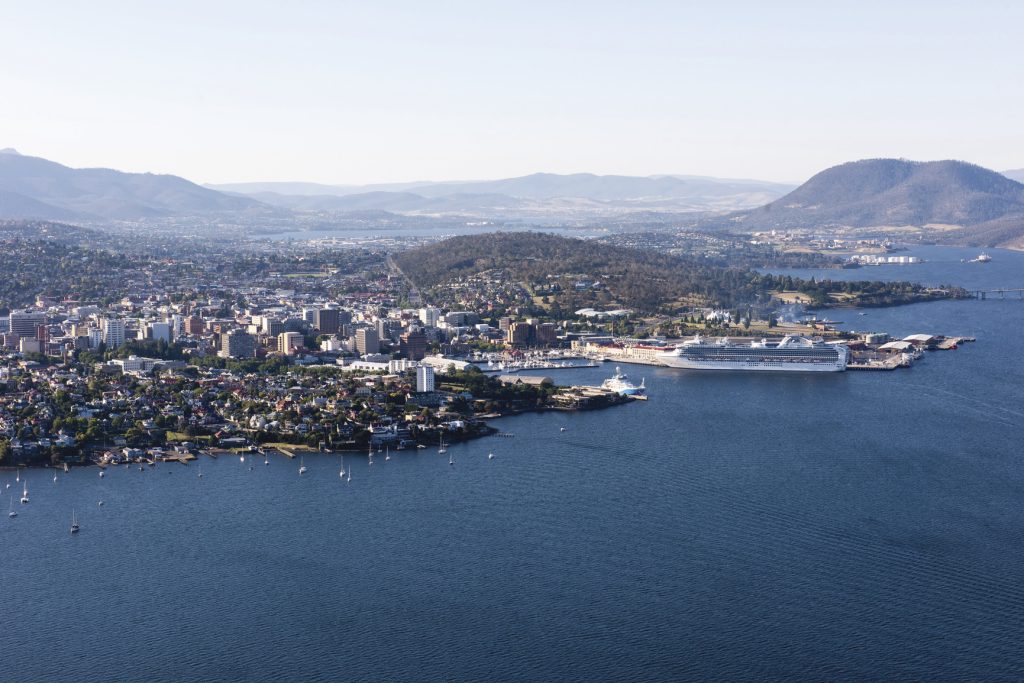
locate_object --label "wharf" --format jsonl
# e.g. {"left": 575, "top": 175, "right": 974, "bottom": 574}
{"left": 158, "top": 453, "right": 196, "bottom": 465}
{"left": 847, "top": 357, "right": 905, "bottom": 371}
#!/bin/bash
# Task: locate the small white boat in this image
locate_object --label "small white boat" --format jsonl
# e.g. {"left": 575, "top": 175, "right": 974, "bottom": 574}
{"left": 448, "top": 452, "right": 454, "bottom": 466}
{"left": 385, "top": 446, "right": 391, "bottom": 462}
{"left": 560, "top": 427, "right": 566, "bottom": 432}
{"left": 488, "top": 452, "right": 494, "bottom": 460}
{"left": 20, "top": 483, "right": 29, "bottom": 504}
{"left": 298, "top": 457, "right": 308, "bottom": 475}
{"left": 99, "top": 470, "right": 105, "bottom": 478}
{"left": 438, "top": 435, "right": 447, "bottom": 455}
{"left": 240, "top": 455, "right": 245, "bottom": 463}
{"left": 64, "top": 462, "right": 69, "bottom": 473}
{"left": 8, "top": 497, "right": 15, "bottom": 518}
{"left": 98, "top": 500, "right": 104, "bottom": 506}
{"left": 53, "top": 473, "right": 58, "bottom": 483}
{"left": 71, "top": 509, "right": 80, "bottom": 534}
{"left": 339, "top": 455, "right": 345, "bottom": 479}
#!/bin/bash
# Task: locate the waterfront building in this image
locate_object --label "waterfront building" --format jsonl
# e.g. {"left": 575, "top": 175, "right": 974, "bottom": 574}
{"left": 507, "top": 321, "right": 532, "bottom": 346}
{"left": 535, "top": 322, "right": 558, "bottom": 345}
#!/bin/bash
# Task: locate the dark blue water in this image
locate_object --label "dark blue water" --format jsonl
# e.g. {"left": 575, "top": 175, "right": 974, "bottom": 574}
{"left": 4, "top": 246, "right": 1024, "bottom": 681}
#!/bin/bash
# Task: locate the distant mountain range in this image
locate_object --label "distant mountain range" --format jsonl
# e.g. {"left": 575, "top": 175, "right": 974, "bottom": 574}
{"left": 0, "top": 148, "right": 263, "bottom": 220}
{"left": 3, "top": 148, "right": 1024, "bottom": 248}
{"left": 210, "top": 173, "right": 795, "bottom": 213}
{"left": 712, "top": 159, "right": 1024, "bottom": 248}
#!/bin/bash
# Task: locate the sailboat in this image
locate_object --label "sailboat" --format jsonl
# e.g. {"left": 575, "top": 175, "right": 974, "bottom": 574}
{"left": 298, "top": 457, "right": 308, "bottom": 475}
{"left": 385, "top": 445, "right": 390, "bottom": 461}
{"left": 198, "top": 466, "right": 203, "bottom": 479}
{"left": 16, "top": 470, "right": 20, "bottom": 483}
{"left": 71, "top": 509, "right": 80, "bottom": 534}
{"left": 8, "top": 496, "right": 16, "bottom": 518}
{"left": 339, "top": 455, "right": 345, "bottom": 479}
{"left": 368, "top": 444, "right": 374, "bottom": 465}
{"left": 21, "top": 482, "right": 29, "bottom": 504}
{"left": 488, "top": 452, "right": 495, "bottom": 460}
{"left": 240, "top": 454, "right": 245, "bottom": 463}
{"left": 99, "top": 469, "right": 105, "bottom": 478}
{"left": 53, "top": 473, "right": 58, "bottom": 483}
{"left": 448, "top": 452, "right": 454, "bottom": 466}
{"left": 438, "top": 434, "right": 447, "bottom": 455}
{"left": 63, "top": 462, "right": 69, "bottom": 473}
{"left": 347, "top": 466, "right": 352, "bottom": 483}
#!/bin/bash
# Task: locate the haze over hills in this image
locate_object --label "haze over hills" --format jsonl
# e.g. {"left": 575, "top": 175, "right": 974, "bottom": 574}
{"left": 4, "top": 149, "right": 1024, "bottom": 248}
{"left": 0, "top": 148, "right": 265, "bottom": 221}
{"left": 212, "top": 172, "right": 794, "bottom": 214}
{"left": 1003, "top": 169, "right": 1024, "bottom": 183}
{"left": 712, "top": 159, "right": 1024, "bottom": 248}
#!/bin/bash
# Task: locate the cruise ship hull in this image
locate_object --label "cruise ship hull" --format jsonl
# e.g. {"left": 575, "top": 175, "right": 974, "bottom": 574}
{"left": 656, "top": 335, "right": 849, "bottom": 372}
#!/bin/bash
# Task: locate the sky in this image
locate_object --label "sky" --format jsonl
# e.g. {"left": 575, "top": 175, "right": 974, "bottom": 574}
{"left": 1, "top": 1, "right": 1022, "bottom": 185}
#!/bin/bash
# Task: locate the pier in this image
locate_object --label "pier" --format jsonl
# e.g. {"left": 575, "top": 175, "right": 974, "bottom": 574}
{"left": 970, "top": 288, "right": 1024, "bottom": 300}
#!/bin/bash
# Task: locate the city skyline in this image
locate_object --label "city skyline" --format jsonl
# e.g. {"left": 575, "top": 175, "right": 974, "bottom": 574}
{"left": 2, "top": 1, "right": 1022, "bottom": 185}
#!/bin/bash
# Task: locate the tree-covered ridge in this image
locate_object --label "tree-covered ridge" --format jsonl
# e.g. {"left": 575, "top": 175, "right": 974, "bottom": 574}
{"left": 392, "top": 232, "right": 965, "bottom": 312}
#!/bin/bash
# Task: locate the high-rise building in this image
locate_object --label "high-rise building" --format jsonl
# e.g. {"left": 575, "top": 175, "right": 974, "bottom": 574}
{"left": 507, "top": 321, "right": 532, "bottom": 346}
{"left": 314, "top": 308, "right": 340, "bottom": 334}
{"left": 416, "top": 365, "right": 435, "bottom": 393}
{"left": 302, "top": 308, "right": 319, "bottom": 326}
{"left": 263, "top": 318, "right": 285, "bottom": 337}
{"left": 535, "top": 323, "right": 558, "bottom": 345}
{"left": 185, "top": 316, "right": 205, "bottom": 335}
{"left": 147, "top": 322, "right": 171, "bottom": 344}
{"left": 87, "top": 328, "right": 104, "bottom": 350}
{"left": 399, "top": 330, "right": 427, "bottom": 361}
{"left": 498, "top": 317, "right": 513, "bottom": 332}
{"left": 221, "top": 329, "right": 257, "bottom": 358}
{"left": 355, "top": 328, "right": 379, "bottom": 355}
{"left": 9, "top": 311, "right": 47, "bottom": 338}
{"left": 419, "top": 307, "right": 441, "bottom": 327}
{"left": 102, "top": 318, "right": 126, "bottom": 349}
{"left": 277, "top": 331, "right": 304, "bottom": 355}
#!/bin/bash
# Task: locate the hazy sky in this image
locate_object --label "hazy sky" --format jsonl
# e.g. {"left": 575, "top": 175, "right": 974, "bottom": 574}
{"left": 2, "top": 1, "right": 1022, "bottom": 185}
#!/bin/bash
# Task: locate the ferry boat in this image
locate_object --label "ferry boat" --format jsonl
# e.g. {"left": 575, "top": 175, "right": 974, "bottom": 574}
{"left": 657, "top": 335, "right": 849, "bottom": 372}
{"left": 601, "top": 367, "right": 646, "bottom": 395}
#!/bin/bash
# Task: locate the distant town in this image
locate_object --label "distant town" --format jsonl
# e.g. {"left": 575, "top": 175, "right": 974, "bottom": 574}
{"left": 0, "top": 224, "right": 976, "bottom": 469}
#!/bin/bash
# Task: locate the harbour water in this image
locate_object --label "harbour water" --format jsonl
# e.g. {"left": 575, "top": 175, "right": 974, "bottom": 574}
{"left": 3, "top": 246, "right": 1024, "bottom": 681}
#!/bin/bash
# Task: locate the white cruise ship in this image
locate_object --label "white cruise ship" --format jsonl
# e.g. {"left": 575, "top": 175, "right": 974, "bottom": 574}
{"left": 657, "top": 335, "right": 849, "bottom": 372}
{"left": 601, "top": 367, "right": 645, "bottom": 396}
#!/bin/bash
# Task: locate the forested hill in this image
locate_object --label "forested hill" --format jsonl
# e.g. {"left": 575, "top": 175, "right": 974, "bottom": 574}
{"left": 392, "top": 232, "right": 961, "bottom": 312}
{"left": 717, "top": 159, "right": 1024, "bottom": 248}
